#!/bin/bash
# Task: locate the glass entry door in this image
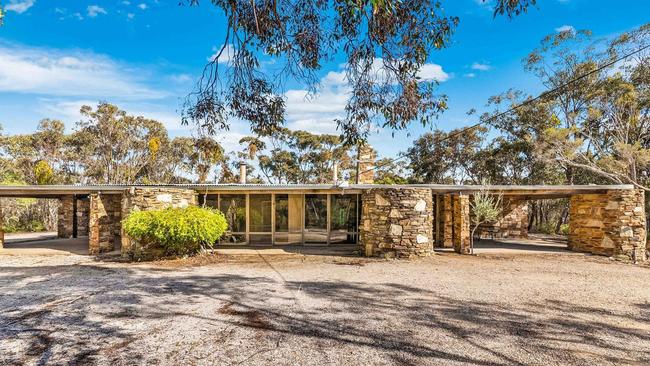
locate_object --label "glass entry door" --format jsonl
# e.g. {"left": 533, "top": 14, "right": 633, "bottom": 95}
{"left": 304, "top": 194, "right": 328, "bottom": 245}
{"left": 274, "top": 194, "right": 303, "bottom": 244}
{"left": 219, "top": 194, "right": 247, "bottom": 245}
{"left": 249, "top": 194, "right": 272, "bottom": 245}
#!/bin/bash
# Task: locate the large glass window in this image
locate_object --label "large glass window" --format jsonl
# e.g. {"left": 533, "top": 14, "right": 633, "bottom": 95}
{"left": 219, "top": 194, "right": 246, "bottom": 244}
{"left": 330, "top": 194, "right": 359, "bottom": 244}
{"left": 249, "top": 194, "right": 272, "bottom": 245}
{"left": 304, "top": 194, "right": 328, "bottom": 244}
{"left": 274, "top": 194, "right": 303, "bottom": 244}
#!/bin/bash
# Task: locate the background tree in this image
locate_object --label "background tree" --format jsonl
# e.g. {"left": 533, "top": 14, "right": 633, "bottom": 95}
{"left": 406, "top": 126, "right": 488, "bottom": 184}
{"left": 75, "top": 103, "right": 169, "bottom": 184}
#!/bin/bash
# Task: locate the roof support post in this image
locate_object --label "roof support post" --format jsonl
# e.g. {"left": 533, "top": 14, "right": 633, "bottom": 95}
{"left": 452, "top": 194, "right": 471, "bottom": 255}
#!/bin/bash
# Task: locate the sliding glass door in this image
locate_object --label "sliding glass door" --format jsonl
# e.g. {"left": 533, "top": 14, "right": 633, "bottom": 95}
{"left": 330, "top": 194, "right": 359, "bottom": 244}
{"left": 274, "top": 194, "right": 303, "bottom": 244}
{"left": 219, "top": 194, "right": 247, "bottom": 245}
{"left": 249, "top": 194, "right": 272, "bottom": 245}
{"left": 304, "top": 194, "right": 328, "bottom": 245}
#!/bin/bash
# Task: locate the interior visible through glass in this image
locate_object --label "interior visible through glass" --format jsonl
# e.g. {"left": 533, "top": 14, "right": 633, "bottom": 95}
{"left": 330, "top": 194, "right": 359, "bottom": 244}
{"left": 219, "top": 194, "right": 246, "bottom": 244}
{"left": 304, "top": 194, "right": 328, "bottom": 244}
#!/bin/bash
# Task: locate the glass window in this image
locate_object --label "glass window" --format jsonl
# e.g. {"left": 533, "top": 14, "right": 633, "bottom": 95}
{"left": 219, "top": 194, "right": 246, "bottom": 233}
{"left": 275, "top": 194, "right": 289, "bottom": 232}
{"left": 330, "top": 194, "right": 358, "bottom": 232}
{"left": 249, "top": 194, "right": 272, "bottom": 233}
{"left": 330, "top": 194, "right": 359, "bottom": 244}
{"left": 305, "top": 194, "right": 328, "bottom": 244}
{"left": 275, "top": 194, "right": 303, "bottom": 245}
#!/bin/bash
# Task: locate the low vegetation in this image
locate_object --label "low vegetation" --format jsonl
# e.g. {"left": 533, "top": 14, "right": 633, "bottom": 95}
{"left": 122, "top": 206, "right": 228, "bottom": 256}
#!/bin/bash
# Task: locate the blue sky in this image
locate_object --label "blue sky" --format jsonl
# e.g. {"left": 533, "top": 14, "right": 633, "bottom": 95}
{"left": 0, "top": 0, "right": 648, "bottom": 158}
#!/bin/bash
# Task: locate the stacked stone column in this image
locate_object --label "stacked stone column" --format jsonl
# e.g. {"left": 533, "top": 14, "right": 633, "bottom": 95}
{"left": 359, "top": 188, "right": 433, "bottom": 258}
{"left": 452, "top": 194, "right": 471, "bottom": 254}
{"left": 569, "top": 189, "right": 646, "bottom": 261}
{"left": 89, "top": 193, "right": 122, "bottom": 255}
{"left": 57, "top": 195, "right": 74, "bottom": 238}
{"left": 435, "top": 194, "right": 454, "bottom": 248}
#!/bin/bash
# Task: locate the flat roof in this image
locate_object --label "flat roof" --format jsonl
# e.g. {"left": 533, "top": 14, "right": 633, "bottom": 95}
{"left": 0, "top": 183, "right": 636, "bottom": 198}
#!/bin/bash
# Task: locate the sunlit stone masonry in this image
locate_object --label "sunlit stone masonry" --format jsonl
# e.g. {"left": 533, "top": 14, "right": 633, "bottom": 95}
{"left": 569, "top": 189, "right": 647, "bottom": 261}
{"left": 360, "top": 188, "right": 433, "bottom": 258}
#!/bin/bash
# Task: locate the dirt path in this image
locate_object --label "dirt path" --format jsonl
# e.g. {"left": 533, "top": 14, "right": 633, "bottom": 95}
{"left": 1, "top": 253, "right": 649, "bottom": 365}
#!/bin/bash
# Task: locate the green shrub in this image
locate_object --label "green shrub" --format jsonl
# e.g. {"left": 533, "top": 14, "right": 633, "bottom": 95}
{"left": 560, "top": 223, "right": 570, "bottom": 235}
{"left": 122, "top": 206, "right": 228, "bottom": 256}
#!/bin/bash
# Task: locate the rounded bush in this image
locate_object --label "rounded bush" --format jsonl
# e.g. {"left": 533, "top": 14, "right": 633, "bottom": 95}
{"left": 122, "top": 206, "right": 228, "bottom": 256}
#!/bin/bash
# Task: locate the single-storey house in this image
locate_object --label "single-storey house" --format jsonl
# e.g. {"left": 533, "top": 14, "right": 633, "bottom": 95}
{"left": 0, "top": 153, "right": 646, "bottom": 260}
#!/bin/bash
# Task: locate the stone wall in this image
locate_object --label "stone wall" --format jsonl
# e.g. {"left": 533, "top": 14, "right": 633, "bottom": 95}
{"left": 121, "top": 187, "right": 198, "bottom": 258}
{"left": 569, "top": 189, "right": 646, "bottom": 261}
{"left": 359, "top": 188, "right": 433, "bottom": 258}
{"left": 452, "top": 194, "right": 471, "bottom": 254}
{"left": 76, "top": 197, "right": 90, "bottom": 236}
{"left": 434, "top": 194, "right": 454, "bottom": 248}
{"left": 475, "top": 197, "right": 528, "bottom": 239}
{"left": 89, "top": 193, "right": 122, "bottom": 255}
{"left": 57, "top": 195, "right": 74, "bottom": 238}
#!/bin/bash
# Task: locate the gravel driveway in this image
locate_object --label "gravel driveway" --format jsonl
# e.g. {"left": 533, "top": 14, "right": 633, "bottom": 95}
{"left": 1, "top": 252, "right": 649, "bottom": 365}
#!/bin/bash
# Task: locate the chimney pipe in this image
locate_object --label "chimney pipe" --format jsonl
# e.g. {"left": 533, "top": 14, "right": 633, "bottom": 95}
{"left": 333, "top": 163, "right": 339, "bottom": 184}
{"left": 239, "top": 163, "right": 247, "bottom": 184}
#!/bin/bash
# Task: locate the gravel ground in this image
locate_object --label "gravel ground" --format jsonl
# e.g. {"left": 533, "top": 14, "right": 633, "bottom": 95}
{"left": 1, "top": 252, "right": 649, "bottom": 366}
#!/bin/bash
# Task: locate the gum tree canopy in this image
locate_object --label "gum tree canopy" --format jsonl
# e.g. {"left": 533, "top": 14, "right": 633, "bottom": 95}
{"left": 182, "top": 0, "right": 536, "bottom": 144}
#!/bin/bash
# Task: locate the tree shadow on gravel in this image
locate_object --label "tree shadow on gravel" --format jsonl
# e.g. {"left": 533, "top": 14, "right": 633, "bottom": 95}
{"left": 1, "top": 263, "right": 649, "bottom": 365}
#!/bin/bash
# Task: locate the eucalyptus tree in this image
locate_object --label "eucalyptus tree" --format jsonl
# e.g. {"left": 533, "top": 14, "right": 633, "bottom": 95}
{"left": 182, "top": 0, "right": 537, "bottom": 145}
{"left": 75, "top": 103, "right": 169, "bottom": 184}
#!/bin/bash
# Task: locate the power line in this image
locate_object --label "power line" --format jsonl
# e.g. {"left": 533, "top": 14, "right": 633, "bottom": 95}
{"left": 360, "top": 41, "right": 650, "bottom": 177}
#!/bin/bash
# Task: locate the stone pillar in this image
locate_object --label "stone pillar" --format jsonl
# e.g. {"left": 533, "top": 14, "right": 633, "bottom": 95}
{"left": 360, "top": 188, "right": 433, "bottom": 258}
{"left": 356, "top": 144, "right": 376, "bottom": 184}
{"left": 452, "top": 194, "right": 471, "bottom": 254}
{"left": 441, "top": 194, "right": 454, "bottom": 247}
{"left": 121, "top": 187, "right": 198, "bottom": 258}
{"left": 89, "top": 194, "right": 121, "bottom": 255}
{"left": 569, "top": 189, "right": 646, "bottom": 261}
{"left": 57, "top": 195, "right": 74, "bottom": 238}
{"left": 76, "top": 197, "right": 90, "bottom": 237}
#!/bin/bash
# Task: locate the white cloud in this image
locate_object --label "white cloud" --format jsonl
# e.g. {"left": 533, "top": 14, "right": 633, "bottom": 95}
{"left": 464, "top": 73, "right": 476, "bottom": 78}
{"left": 87, "top": 5, "right": 106, "bottom": 17}
{"left": 471, "top": 62, "right": 491, "bottom": 71}
{"left": 138, "top": 3, "right": 147, "bottom": 10}
{"left": 122, "top": 1, "right": 131, "bottom": 5}
{"left": 321, "top": 70, "right": 347, "bottom": 87}
{"left": 555, "top": 24, "right": 575, "bottom": 33}
{"left": 0, "top": 43, "right": 165, "bottom": 99}
{"left": 418, "top": 63, "right": 449, "bottom": 82}
{"left": 127, "top": 13, "right": 135, "bottom": 20}
{"left": 5, "top": 0, "right": 35, "bottom": 13}
{"left": 281, "top": 59, "right": 449, "bottom": 134}
{"left": 39, "top": 99, "right": 189, "bottom": 131}
{"left": 207, "top": 44, "right": 236, "bottom": 64}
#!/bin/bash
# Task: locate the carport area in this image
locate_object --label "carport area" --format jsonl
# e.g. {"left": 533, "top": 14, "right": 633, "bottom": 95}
{"left": 0, "top": 186, "right": 124, "bottom": 256}
{"left": 431, "top": 185, "right": 647, "bottom": 260}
